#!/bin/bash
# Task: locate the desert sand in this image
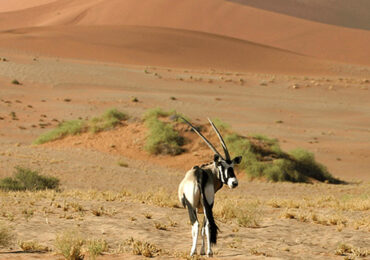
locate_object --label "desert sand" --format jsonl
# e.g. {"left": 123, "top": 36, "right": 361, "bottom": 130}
{"left": 0, "top": 0, "right": 369, "bottom": 259}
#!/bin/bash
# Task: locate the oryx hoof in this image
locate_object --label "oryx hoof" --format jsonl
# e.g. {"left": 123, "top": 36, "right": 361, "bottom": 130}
{"left": 200, "top": 248, "right": 206, "bottom": 255}
{"left": 207, "top": 251, "right": 213, "bottom": 257}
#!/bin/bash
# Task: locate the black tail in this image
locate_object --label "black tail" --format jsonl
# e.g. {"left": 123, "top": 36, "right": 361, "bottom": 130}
{"left": 201, "top": 192, "right": 218, "bottom": 244}
{"left": 195, "top": 167, "right": 218, "bottom": 244}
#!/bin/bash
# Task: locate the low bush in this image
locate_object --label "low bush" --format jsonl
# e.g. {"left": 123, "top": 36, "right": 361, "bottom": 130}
{"left": 34, "top": 108, "right": 128, "bottom": 144}
{"left": 33, "top": 120, "right": 85, "bottom": 144}
{"left": 89, "top": 108, "right": 129, "bottom": 133}
{"left": 0, "top": 167, "right": 60, "bottom": 191}
{"left": 212, "top": 118, "right": 341, "bottom": 183}
{"left": 144, "top": 108, "right": 184, "bottom": 155}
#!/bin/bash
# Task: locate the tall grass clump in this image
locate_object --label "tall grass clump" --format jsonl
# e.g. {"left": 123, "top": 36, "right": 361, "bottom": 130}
{"left": 55, "top": 230, "right": 85, "bottom": 260}
{"left": 87, "top": 239, "right": 108, "bottom": 259}
{"left": 211, "top": 118, "right": 341, "bottom": 183}
{"left": 88, "top": 108, "right": 129, "bottom": 133}
{"left": 34, "top": 108, "right": 128, "bottom": 144}
{"left": 0, "top": 224, "right": 14, "bottom": 248}
{"left": 144, "top": 108, "right": 184, "bottom": 155}
{"left": 0, "top": 167, "right": 60, "bottom": 191}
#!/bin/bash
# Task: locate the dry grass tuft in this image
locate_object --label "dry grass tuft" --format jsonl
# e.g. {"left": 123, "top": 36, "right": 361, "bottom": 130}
{"left": 18, "top": 240, "right": 49, "bottom": 252}
{"left": 86, "top": 238, "right": 108, "bottom": 259}
{"left": 280, "top": 209, "right": 350, "bottom": 228}
{"left": 0, "top": 224, "right": 14, "bottom": 248}
{"left": 214, "top": 199, "right": 261, "bottom": 227}
{"left": 172, "top": 250, "right": 206, "bottom": 259}
{"left": 117, "top": 160, "right": 129, "bottom": 168}
{"left": 335, "top": 243, "right": 369, "bottom": 258}
{"left": 90, "top": 206, "right": 116, "bottom": 217}
{"left": 135, "top": 188, "right": 180, "bottom": 208}
{"left": 54, "top": 230, "right": 85, "bottom": 260}
{"left": 154, "top": 222, "right": 168, "bottom": 230}
{"left": 122, "top": 237, "right": 162, "bottom": 257}
{"left": 143, "top": 213, "right": 152, "bottom": 219}
{"left": 249, "top": 247, "right": 270, "bottom": 256}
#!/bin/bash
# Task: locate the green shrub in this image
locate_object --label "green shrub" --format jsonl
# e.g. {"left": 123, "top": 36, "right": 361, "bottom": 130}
{"left": 34, "top": 108, "right": 128, "bottom": 144}
{"left": 144, "top": 107, "right": 173, "bottom": 120}
{"left": 215, "top": 119, "right": 341, "bottom": 183}
{"left": 11, "top": 79, "right": 21, "bottom": 85}
{"left": 33, "top": 120, "right": 85, "bottom": 144}
{"left": 0, "top": 177, "right": 24, "bottom": 191}
{"left": 145, "top": 117, "right": 184, "bottom": 155}
{"left": 89, "top": 109, "right": 128, "bottom": 133}
{"left": 144, "top": 108, "right": 184, "bottom": 155}
{"left": 0, "top": 167, "right": 60, "bottom": 191}
{"left": 289, "top": 149, "right": 340, "bottom": 183}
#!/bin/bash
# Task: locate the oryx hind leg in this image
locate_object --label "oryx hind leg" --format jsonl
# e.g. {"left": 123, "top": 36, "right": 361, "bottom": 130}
{"left": 200, "top": 216, "right": 206, "bottom": 255}
{"left": 182, "top": 195, "right": 199, "bottom": 256}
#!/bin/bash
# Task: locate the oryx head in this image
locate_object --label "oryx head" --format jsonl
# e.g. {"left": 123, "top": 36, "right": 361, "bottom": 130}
{"left": 181, "top": 117, "right": 242, "bottom": 189}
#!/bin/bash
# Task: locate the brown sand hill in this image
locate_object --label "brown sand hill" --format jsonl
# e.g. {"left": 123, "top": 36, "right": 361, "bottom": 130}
{"left": 229, "top": 0, "right": 370, "bottom": 30}
{"left": 0, "top": 0, "right": 57, "bottom": 12}
{"left": 0, "top": 0, "right": 370, "bottom": 65}
{"left": 0, "top": 25, "right": 342, "bottom": 74}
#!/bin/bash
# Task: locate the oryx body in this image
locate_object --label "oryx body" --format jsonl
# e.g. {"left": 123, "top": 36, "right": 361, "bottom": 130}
{"left": 178, "top": 118, "right": 242, "bottom": 256}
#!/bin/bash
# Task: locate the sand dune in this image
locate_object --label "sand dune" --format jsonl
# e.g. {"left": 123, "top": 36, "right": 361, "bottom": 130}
{"left": 229, "top": 0, "right": 370, "bottom": 30}
{"left": 0, "top": 25, "right": 339, "bottom": 74}
{"left": 0, "top": 0, "right": 57, "bottom": 12}
{"left": 0, "top": 0, "right": 369, "bottom": 66}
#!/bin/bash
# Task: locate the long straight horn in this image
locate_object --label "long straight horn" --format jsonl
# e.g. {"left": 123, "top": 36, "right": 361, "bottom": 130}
{"left": 208, "top": 118, "right": 230, "bottom": 160}
{"left": 180, "top": 116, "right": 223, "bottom": 159}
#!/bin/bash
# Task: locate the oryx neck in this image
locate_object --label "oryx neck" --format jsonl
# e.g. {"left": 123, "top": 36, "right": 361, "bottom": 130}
{"left": 200, "top": 162, "right": 223, "bottom": 192}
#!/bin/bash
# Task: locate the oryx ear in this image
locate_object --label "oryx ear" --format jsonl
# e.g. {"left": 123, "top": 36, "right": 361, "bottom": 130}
{"left": 233, "top": 156, "right": 242, "bottom": 164}
{"left": 214, "top": 154, "right": 220, "bottom": 162}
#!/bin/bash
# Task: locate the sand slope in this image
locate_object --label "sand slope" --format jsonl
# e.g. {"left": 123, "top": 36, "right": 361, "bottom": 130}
{"left": 0, "top": 0, "right": 57, "bottom": 12}
{"left": 0, "top": 0, "right": 369, "bottom": 65}
{"left": 0, "top": 25, "right": 341, "bottom": 74}
{"left": 229, "top": 0, "right": 370, "bottom": 30}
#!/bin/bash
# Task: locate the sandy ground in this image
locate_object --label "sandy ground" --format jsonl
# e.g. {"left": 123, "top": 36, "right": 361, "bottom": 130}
{"left": 0, "top": 52, "right": 369, "bottom": 181}
{"left": 0, "top": 51, "right": 369, "bottom": 259}
{"left": 0, "top": 0, "right": 369, "bottom": 259}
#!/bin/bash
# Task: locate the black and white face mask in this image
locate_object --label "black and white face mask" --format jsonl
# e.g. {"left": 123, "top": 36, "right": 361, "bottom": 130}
{"left": 215, "top": 156, "right": 242, "bottom": 189}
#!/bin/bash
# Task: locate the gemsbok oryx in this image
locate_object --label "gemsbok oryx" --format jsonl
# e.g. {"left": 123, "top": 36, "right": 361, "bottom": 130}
{"left": 178, "top": 117, "right": 242, "bottom": 257}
